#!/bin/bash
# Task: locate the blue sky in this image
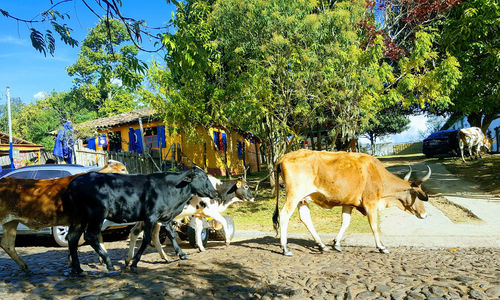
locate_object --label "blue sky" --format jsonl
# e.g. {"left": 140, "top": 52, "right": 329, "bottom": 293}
{"left": 0, "top": 0, "right": 174, "bottom": 102}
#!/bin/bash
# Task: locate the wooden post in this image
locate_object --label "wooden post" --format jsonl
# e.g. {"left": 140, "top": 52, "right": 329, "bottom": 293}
{"left": 242, "top": 142, "right": 247, "bottom": 174}
{"left": 172, "top": 144, "right": 176, "bottom": 169}
{"left": 138, "top": 118, "right": 146, "bottom": 153}
{"left": 203, "top": 142, "right": 207, "bottom": 171}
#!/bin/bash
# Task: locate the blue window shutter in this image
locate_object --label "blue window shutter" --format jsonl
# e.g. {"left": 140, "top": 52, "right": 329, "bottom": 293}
{"left": 222, "top": 133, "right": 227, "bottom": 151}
{"left": 135, "top": 129, "right": 143, "bottom": 154}
{"left": 237, "top": 141, "right": 243, "bottom": 159}
{"left": 157, "top": 125, "right": 166, "bottom": 148}
{"left": 214, "top": 131, "right": 219, "bottom": 149}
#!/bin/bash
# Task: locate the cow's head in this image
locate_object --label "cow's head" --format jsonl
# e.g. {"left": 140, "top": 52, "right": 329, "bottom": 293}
{"left": 396, "top": 166, "right": 431, "bottom": 219}
{"left": 227, "top": 177, "right": 254, "bottom": 202}
{"left": 482, "top": 138, "right": 494, "bottom": 152}
{"left": 180, "top": 167, "right": 218, "bottom": 199}
{"left": 99, "top": 160, "right": 128, "bottom": 174}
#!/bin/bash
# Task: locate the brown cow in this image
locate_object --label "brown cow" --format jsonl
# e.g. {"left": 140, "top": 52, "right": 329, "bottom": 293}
{"left": 0, "top": 160, "right": 127, "bottom": 272}
{"left": 272, "top": 150, "right": 430, "bottom": 256}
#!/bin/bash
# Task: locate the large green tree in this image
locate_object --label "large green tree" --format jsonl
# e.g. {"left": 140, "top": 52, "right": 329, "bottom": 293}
{"left": 0, "top": 97, "right": 24, "bottom": 134}
{"left": 12, "top": 90, "right": 99, "bottom": 149}
{"left": 440, "top": 0, "right": 499, "bottom": 132}
{"left": 363, "top": 104, "right": 411, "bottom": 153}
{"left": 67, "top": 18, "right": 146, "bottom": 116}
{"left": 150, "top": 0, "right": 460, "bottom": 189}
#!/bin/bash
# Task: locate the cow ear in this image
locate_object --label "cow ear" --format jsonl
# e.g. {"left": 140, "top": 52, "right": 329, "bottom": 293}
{"left": 176, "top": 169, "right": 194, "bottom": 186}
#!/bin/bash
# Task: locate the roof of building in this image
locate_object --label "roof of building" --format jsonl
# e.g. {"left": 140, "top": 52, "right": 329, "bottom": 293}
{"left": 74, "top": 107, "right": 262, "bottom": 142}
{"left": 77, "top": 107, "right": 158, "bottom": 130}
{"left": 0, "top": 131, "right": 42, "bottom": 146}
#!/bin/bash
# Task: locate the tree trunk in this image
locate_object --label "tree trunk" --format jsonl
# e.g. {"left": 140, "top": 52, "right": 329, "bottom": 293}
{"left": 259, "top": 113, "right": 287, "bottom": 194}
{"left": 481, "top": 113, "right": 499, "bottom": 135}
{"left": 467, "top": 112, "right": 482, "bottom": 128}
{"left": 370, "top": 133, "right": 375, "bottom": 155}
{"left": 317, "top": 126, "right": 322, "bottom": 150}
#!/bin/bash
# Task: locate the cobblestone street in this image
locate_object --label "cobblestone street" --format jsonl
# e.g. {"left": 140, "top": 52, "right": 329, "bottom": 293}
{"left": 1, "top": 237, "right": 499, "bottom": 299}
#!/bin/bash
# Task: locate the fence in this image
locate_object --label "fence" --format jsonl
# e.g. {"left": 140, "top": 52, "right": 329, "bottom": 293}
{"left": 74, "top": 147, "right": 108, "bottom": 166}
{"left": 393, "top": 142, "right": 423, "bottom": 155}
{"left": 108, "top": 150, "right": 163, "bottom": 174}
{"left": 359, "top": 142, "right": 394, "bottom": 156}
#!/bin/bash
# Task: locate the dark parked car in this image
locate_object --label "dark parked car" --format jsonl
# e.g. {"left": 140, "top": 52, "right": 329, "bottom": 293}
{"left": 0, "top": 164, "right": 133, "bottom": 246}
{"left": 423, "top": 129, "right": 460, "bottom": 158}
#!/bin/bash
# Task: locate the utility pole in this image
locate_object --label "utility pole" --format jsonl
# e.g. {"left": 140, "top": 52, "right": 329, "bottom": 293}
{"left": 6, "top": 87, "right": 14, "bottom": 170}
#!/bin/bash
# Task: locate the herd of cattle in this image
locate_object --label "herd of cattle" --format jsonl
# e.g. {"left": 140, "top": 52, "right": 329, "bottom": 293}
{"left": 0, "top": 130, "right": 492, "bottom": 274}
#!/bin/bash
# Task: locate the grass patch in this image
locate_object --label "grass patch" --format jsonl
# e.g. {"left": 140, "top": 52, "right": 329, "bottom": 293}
{"left": 437, "top": 154, "right": 500, "bottom": 197}
{"left": 226, "top": 171, "right": 372, "bottom": 234}
{"left": 227, "top": 152, "right": 500, "bottom": 233}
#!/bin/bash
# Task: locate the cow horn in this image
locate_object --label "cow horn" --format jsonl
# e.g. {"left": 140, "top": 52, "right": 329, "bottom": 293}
{"left": 403, "top": 166, "right": 412, "bottom": 181}
{"left": 421, "top": 165, "right": 431, "bottom": 182}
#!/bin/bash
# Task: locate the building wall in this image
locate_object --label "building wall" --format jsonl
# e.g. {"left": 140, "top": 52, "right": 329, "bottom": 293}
{"left": 91, "top": 121, "right": 259, "bottom": 176}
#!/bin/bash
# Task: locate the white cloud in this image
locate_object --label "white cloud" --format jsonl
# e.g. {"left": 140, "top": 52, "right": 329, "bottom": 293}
{"left": 33, "top": 91, "right": 48, "bottom": 100}
{"left": 0, "top": 35, "right": 28, "bottom": 46}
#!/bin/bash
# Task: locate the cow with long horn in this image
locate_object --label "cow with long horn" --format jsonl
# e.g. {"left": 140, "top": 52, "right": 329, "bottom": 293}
{"left": 273, "top": 150, "right": 431, "bottom": 256}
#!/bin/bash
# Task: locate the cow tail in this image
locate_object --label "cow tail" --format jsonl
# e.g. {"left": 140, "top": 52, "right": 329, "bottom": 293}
{"left": 272, "top": 163, "right": 281, "bottom": 236}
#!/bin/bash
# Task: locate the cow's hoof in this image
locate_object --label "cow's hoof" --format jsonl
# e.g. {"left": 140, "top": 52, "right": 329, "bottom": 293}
{"left": 179, "top": 254, "right": 189, "bottom": 260}
{"left": 199, "top": 248, "right": 206, "bottom": 252}
{"left": 225, "top": 241, "right": 230, "bottom": 246}
{"left": 319, "top": 245, "right": 330, "bottom": 252}
{"left": 124, "top": 259, "right": 130, "bottom": 267}
{"left": 283, "top": 250, "right": 294, "bottom": 256}
{"left": 129, "top": 266, "right": 138, "bottom": 273}
{"left": 379, "top": 248, "right": 390, "bottom": 254}
{"left": 333, "top": 244, "right": 342, "bottom": 252}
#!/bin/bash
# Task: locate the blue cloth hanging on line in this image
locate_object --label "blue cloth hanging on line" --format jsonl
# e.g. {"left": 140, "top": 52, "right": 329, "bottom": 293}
{"left": 128, "top": 128, "right": 143, "bottom": 153}
{"left": 53, "top": 121, "right": 75, "bottom": 164}
{"left": 128, "top": 127, "right": 137, "bottom": 152}
{"left": 135, "top": 129, "right": 143, "bottom": 153}
{"left": 87, "top": 137, "right": 96, "bottom": 150}
{"left": 157, "top": 125, "right": 166, "bottom": 148}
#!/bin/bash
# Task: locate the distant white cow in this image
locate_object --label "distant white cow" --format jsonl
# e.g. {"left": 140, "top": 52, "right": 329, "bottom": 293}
{"left": 457, "top": 127, "right": 493, "bottom": 162}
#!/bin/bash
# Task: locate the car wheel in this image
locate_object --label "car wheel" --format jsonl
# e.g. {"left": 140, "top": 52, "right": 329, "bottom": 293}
{"left": 187, "top": 219, "right": 209, "bottom": 248}
{"left": 52, "top": 226, "right": 84, "bottom": 247}
{"left": 209, "top": 216, "right": 235, "bottom": 241}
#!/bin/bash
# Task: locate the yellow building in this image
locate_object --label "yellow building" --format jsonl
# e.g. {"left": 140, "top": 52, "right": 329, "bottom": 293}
{"left": 77, "top": 108, "right": 261, "bottom": 176}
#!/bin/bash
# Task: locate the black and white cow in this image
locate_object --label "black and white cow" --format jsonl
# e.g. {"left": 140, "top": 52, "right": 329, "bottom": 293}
{"left": 126, "top": 175, "right": 254, "bottom": 265}
{"left": 64, "top": 167, "right": 217, "bottom": 274}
